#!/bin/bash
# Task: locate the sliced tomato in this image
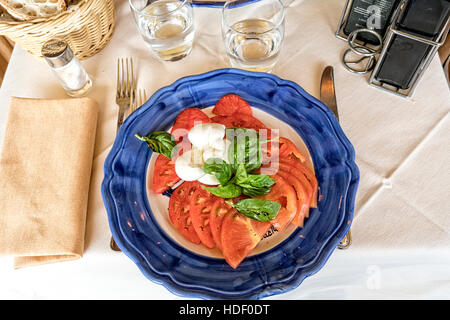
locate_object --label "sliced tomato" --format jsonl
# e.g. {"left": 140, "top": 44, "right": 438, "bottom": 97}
{"left": 211, "top": 113, "right": 268, "bottom": 131}
{"left": 152, "top": 154, "right": 180, "bottom": 194}
{"left": 278, "top": 137, "right": 307, "bottom": 163}
{"left": 189, "top": 187, "right": 217, "bottom": 249}
{"left": 210, "top": 199, "right": 235, "bottom": 250}
{"left": 212, "top": 94, "right": 253, "bottom": 116}
{"left": 220, "top": 211, "right": 271, "bottom": 269}
{"left": 276, "top": 169, "right": 311, "bottom": 227}
{"left": 170, "top": 108, "right": 211, "bottom": 141}
{"left": 279, "top": 157, "right": 318, "bottom": 209}
{"left": 258, "top": 174, "right": 298, "bottom": 232}
{"left": 261, "top": 137, "right": 306, "bottom": 165}
{"left": 168, "top": 181, "right": 201, "bottom": 244}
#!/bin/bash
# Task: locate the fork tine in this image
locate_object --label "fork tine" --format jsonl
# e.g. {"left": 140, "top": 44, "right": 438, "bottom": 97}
{"left": 129, "top": 89, "right": 134, "bottom": 114}
{"left": 121, "top": 58, "right": 125, "bottom": 97}
{"left": 116, "top": 58, "right": 119, "bottom": 96}
{"left": 131, "top": 58, "right": 135, "bottom": 95}
{"left": 125, "top": 87, "right": 147, "bottom": 118}
{"left": 126, "top": 58, "right": 130, "bottom": 97}
{"left": 117, "top": 58, "right": 122, "bottom": 97}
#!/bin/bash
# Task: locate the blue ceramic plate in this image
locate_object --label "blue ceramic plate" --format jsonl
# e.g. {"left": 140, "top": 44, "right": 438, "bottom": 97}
{"left": 101, "top": 68, "right": 359, "bottom": 299}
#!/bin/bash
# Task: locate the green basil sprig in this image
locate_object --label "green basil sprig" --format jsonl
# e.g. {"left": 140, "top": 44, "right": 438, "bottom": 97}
{"left": 135, "top": 131, "right": 177, "bottom": 159}
{"left": 234, "top": 164, "right": 275, "bottom": 197}
{"left": 201, "top": 184, "right": 242, "bottom": 198}
{"left": 203, "top": 158, "right": 232, "bottom": 185}
{"left": 227, "top": 198, "right": 281, "bottom": 222}
{"left": 226, "top": 128, "right": 262, "bottom": 173}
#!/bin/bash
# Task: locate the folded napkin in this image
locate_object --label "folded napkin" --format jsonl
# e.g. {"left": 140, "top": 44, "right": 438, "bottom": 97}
{"left": 0, "top": 97, "right": 98, "bottom": 268}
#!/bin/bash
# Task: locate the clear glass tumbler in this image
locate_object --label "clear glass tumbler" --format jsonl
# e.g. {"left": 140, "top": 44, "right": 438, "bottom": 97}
{"left": 222, "top": 0, "right": 285, "bottom": 73}
{"left": 129, "top": 0, "right": 195, "bottom": 61}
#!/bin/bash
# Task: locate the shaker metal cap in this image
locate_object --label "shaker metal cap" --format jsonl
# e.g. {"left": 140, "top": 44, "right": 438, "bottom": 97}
{"left": 42, "top": 39, "right": 74, "bottom": 68}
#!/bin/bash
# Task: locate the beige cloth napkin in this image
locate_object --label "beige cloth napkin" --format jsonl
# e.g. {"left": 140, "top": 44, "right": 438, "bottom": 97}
{"left": 0, "top": 97, "right": 98, "bottom": 268}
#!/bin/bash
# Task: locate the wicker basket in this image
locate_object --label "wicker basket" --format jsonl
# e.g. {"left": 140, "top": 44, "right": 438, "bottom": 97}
{"left": 0, "top": 0, "right": 115, "bottom": 60}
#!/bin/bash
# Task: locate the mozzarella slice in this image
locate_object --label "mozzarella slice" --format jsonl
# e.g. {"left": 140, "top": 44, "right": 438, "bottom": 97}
{"left": 175, "top": 123, "right": 232, "bottom": 184}
{"left": 198, "top": 173, "right": 220, "bottom": 185}
{"left": 188, "top": 123, "right": 226, "bottom": 149}
{"left": 203, "top": 139, "right": 227, "bottom": 162}
{"left": 175, "top": 149, "right": 205, "bottom": 181}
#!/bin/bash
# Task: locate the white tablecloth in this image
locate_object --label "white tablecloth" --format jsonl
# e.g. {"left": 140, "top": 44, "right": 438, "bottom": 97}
{"left": 0, "top": 0, "right": 449, "bottom": 299}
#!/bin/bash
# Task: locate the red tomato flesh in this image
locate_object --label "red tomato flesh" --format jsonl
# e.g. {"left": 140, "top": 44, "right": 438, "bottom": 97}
{"left": 171, "top": 108, "right": 211, "bottom": 141}
{"left": 278, "top": 137, "right": 307, "bottom": 163}
{"left": 212, "top": 94, "right": 253, "bottom": 116}
{"left": 189, "top": 187, "right": 217, "bottom": 249}
{"left": 220, "top": 211, "right": 271, "bottom": 269}
{"left": 210, "top": 199, "right": 235, "bottom": 250}
{"left": 258, "top": 174, "right": 298, "bottom": 232}
{"left": 279, "top": 157, "right": 318, "bottom": 209}
{"left": 211, "top": 113, "right": 268, "bottom": 131}
{"left": 168, "top": 181, "right": 201, "bottom": 244}
{"left": 152, "top": 154, "right": 180, "bottom": 194}
{"left": 276, "top": 169, "right": 311, "bottom": 227}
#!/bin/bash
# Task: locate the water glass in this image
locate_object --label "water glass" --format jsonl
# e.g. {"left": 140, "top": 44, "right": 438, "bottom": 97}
{"left": 129, "top": 0, "right": 195, "bottom": 61}
{"left": 222, "top": 0, "right": 285, "bottom": 73}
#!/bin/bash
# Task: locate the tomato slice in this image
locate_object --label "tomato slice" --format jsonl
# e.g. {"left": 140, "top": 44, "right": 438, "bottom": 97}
{"left": 279, "top": 157, "right": 318, "bottom": 209}
{"left": 212, "top": 94, "right": 253, "bottom": 116}
{"left": 168, "top": 181, "right": 201, "bottom": 244}
{"left": 152, "top": 154, "right": 180, "bottom": 194}
{"left": 189, "top": 187, "right": 217, "bottom": 249}
{"left": 261, "top": 137, "right": 306, "bottom": 165}
{"left": 278, "top": 137, "right": 307, "bottom": 163}
{"left": 258, "top": 174, "right": 298, "bottom": 232}
{"left": 210, "top": 199, "right": 235, "bottom": 250}
{"left": 171, "top": 108, "right": 211, "bottom": 141}
{"left": 220, "top": 211, "right": 271, "bottom": 269}
{"left": 211, "top": 113, "right": 268, "bottom": 131}
{"left": 276, "top": 169, "right": 311, "bottom": 227}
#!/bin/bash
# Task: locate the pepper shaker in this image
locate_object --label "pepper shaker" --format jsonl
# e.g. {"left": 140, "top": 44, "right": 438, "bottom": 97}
{"left": 42, "top": 39, "right": 92, "bottom": 97}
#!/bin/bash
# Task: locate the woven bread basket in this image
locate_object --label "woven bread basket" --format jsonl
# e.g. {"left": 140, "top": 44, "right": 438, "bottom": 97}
{"left": 0, "top": 0, "right": 115, "bottom": 60}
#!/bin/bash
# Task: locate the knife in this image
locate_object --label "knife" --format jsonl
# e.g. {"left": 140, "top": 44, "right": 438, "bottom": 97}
{"left": 320, "top": 66, "right": 339, "bottom": 121}
{"left": 320, "top": 66, "right": 352, "bottom": 249}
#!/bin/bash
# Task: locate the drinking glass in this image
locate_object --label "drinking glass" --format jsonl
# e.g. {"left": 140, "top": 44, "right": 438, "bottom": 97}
{"left": 129, "top": 0, "right": 195, "bottom": 61}
{"left": 222, "top": 0, "right": 285, "bottom": 73}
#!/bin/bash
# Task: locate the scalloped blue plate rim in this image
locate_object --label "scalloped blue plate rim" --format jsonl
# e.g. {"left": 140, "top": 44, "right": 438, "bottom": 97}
{"left": 101, "top": 68, "right": 359, "bottom": 300}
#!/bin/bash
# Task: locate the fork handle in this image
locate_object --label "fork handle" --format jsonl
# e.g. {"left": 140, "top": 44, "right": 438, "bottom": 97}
{"left": 338, "top": 229, "right": 352, "bottom": 249}
{"left": 116, "top": 105, "right": 127, "bottom": 133}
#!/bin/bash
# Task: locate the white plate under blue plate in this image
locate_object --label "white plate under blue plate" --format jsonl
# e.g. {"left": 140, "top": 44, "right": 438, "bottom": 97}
{"left": 101, "top": 68, "right": 359, "bottom": 299}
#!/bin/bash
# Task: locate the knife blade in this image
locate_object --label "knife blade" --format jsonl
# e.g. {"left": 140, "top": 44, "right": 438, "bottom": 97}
{"left": 320, "top": 66, "right": 339, "bottom": 121}
{"left": 320, "top": 66, "right": 352, "bottom": 249}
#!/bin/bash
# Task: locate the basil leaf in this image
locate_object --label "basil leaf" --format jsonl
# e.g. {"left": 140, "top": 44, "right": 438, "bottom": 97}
{"left": 227, "top": 128, "right": 262, "bottom": 173}
{"left": 234, "top": 164, "right": 248, "bottom": 185}
{"left": 203, "top": 158, "right": 232, "bottom": 185}
{"left": 229, "top": 199, "right": 281, "bottom": 222}
{"left": 201, "top": 184, "right": 242, "bottom": 198}
{"left": 239, "top": 175, "right": 275, "bottom": 197}
{"left": 135, "top": 131, "right": 177, "bottom": 159}
{"left": 232, "top": 164, "right": 275, "bottom": 197}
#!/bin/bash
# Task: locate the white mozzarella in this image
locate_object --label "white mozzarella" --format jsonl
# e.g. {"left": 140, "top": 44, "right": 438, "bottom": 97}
{"left": 175, "top": 123, "right": 231, "bottom": 184}
{"left": 188, "top": 123, "right": 226, "bottom": 149}
{"left": 202, "top": 139, "right": 227, "bottom": 162}
{"left": 174, "top": 149, "right": 205, "bottom": 181}
{"left": 198, "top": 173, "right": 220, "bottom": 185}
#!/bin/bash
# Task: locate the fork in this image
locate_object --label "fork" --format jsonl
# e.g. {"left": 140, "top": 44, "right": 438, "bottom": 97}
{"left": 128, "top": 88, "right": 147, "bottom": 117}
{"left": 110, "top": 87, "right": 147, "bottom": 252}
{"left": 115, "top": 58, "right": 135, "bottom": 131}
{"left": 110, "top": 58, "right": 136, "bottom": 252}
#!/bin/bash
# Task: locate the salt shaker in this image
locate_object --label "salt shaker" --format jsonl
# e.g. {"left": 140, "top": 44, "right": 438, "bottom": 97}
{"left": 42, "top": 39, "right": 92, "bottom": 97}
